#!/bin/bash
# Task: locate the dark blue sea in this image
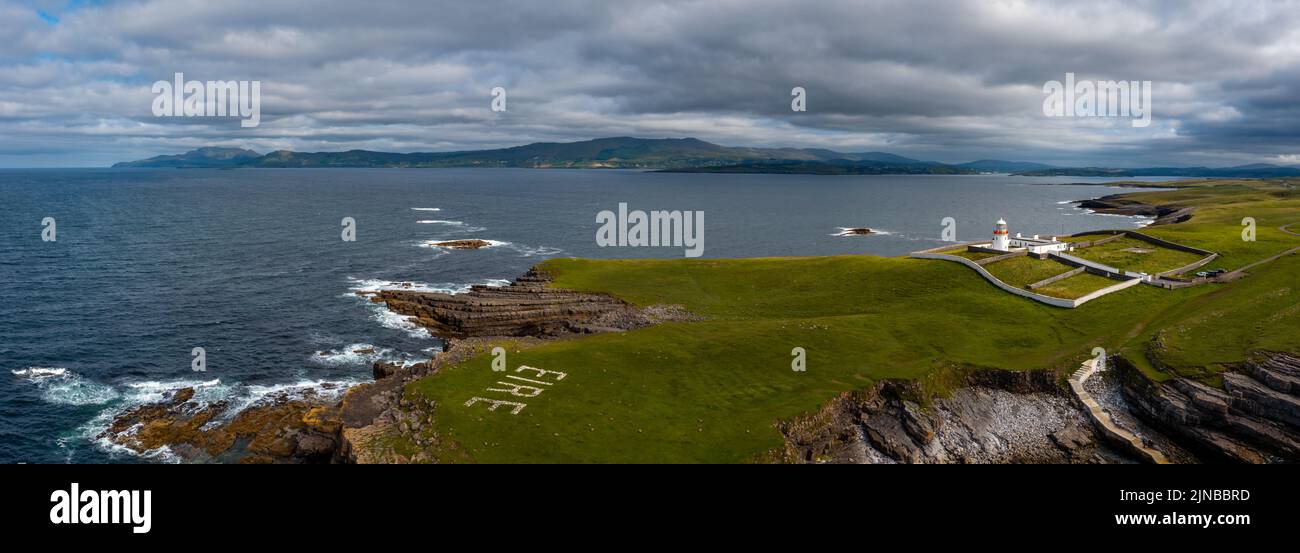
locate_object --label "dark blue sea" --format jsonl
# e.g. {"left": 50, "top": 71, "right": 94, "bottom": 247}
{"left": 0, "top": 168, "right": 1178, "bottom": 463}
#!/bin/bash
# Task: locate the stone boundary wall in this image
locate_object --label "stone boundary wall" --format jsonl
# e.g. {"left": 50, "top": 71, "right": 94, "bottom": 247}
{"left": 909, "top": 247, "right": 1144, "bottom": 308}
{"left": 974, "top": 250, "right": 1026, "bottom": 266}
{"left": 1157, "top": 253, "right": 1220, "bottom": 278}
{"left": 1027, "top": 266, "right": 1085, "bottom": 289}
{"left": 1123, "top": 230, "right": 1216, "bottom": 256}
{"left": 1067, "top": 230, "right": 1219, "bottom": 277}
{"left": 1073, "top": 276, "right": 1144, "bottom": 305}
{"left": 1068, "top": 232, "right": 1125, "bottom": 249}
{"left": 909, "top": 251, "right": 1079, "bottom": 308}
{"left": 1051, "top": 252, "right": 1127, "bottom": 278}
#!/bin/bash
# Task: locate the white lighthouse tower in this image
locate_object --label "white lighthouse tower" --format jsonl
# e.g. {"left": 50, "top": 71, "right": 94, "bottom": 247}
{"left": 991, "top": 218, "right": 1011, "bottom": 251}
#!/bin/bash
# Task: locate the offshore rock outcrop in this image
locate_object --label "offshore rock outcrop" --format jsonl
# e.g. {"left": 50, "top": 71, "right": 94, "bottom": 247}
{"left": 369, "top": 268, "right": 698, "bottom": 337}
{"left": 775, "top": 369, "right": 1139, "bottom": 464}
{"left": 1116, "top": 353, "right": 1300, "bottom": 463}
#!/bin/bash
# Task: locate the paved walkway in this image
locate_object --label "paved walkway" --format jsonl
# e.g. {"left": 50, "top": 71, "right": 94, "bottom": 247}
{"left": 1068, "top": 358, "right": 1169, "bottom": 464}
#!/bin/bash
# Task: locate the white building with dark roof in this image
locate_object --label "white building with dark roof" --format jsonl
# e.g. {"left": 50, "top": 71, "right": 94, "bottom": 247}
{"left": 987, "top": 219, "right": 1069, "bottom": 254}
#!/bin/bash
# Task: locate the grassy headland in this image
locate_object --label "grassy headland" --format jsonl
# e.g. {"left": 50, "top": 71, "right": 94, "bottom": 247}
{"left": 401, "top": 178, "right": 1300, "bottom": 463}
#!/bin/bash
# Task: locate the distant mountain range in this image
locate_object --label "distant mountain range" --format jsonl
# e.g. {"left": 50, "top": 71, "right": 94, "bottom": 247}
{"left": 112, "top": 137, "right": 1300, "bottom": 177}
{"left": 113, "top": 147, "right": 263, "bottom": 168}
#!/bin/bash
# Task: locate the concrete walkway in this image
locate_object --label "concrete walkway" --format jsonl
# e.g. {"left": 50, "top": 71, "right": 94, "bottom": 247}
{"left": 1068, "top": 358, "right": 1169, "bottom": 464}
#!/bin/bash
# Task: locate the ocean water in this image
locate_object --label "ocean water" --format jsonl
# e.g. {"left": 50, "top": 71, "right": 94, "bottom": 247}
{"left": 0, "top": 168, "right": 1177, "bottom": 463}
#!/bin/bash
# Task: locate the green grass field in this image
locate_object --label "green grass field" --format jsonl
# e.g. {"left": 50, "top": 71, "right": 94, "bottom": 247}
{"left": 1071, "top": 236, "right": 1206, "bottom": 274}
{"left": 982, "top": 256, "right": 1075, "bottom": 288}
{"left": 938, "top": 247, "right": 1001, "bottom": 261}
{"left": 1033, "top": 271, "right": 1122, "bottom": 300}
{"left": 399, "top": 179, "right": 1300, "bottom": 463}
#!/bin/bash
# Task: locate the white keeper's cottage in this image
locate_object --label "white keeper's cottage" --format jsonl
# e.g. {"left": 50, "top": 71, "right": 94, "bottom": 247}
{"left": 988, "top": 219, "right": 1069, "bottom": 254}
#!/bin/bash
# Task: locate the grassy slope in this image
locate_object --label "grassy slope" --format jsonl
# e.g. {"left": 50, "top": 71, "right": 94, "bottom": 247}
{"left": 404, "top": 179, "right": 1300, "bottom": 463}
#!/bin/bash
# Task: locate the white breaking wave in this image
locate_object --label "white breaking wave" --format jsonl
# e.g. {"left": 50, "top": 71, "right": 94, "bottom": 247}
{"left": 373, "top": 307, "right": 432, "bottom": 339}
{"left": 78, "top": 375, "right": 365, "bottom": 461}
{"left": 344, "top": 277, "right": 509, "bottom": 339}
{"left": 311, "top": 342, "right": 433, "bottom": 368}
{"left": 508, "top": 243, "right": 565, "bottom": 257}
{"left": 831, "top": 227, "right": 893, "bottom": 237}
{"left": 347, "top": 277, "right": 477, "bottom": 295}
{"left": 417, "top": 220, "right": 488, "bottom": 233}
{"left": 12, "top": 367, "right": 119, "bottom": 406}
{"left": 410, "top": 207, "right": 441, "bottom": 211}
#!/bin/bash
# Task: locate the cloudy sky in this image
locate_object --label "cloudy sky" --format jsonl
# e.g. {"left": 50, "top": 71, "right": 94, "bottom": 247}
{"left": 2, "top": 0, "right": 1299, "bottom": 167}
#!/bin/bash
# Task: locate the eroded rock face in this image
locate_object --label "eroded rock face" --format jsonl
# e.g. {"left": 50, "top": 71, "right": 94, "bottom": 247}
{"left": 1117, "top": 353, "right": 1300, "bottom": 463}
{"left": 99, "top": 387, "right": 344, "bottom": 464}
{"left": 776, "top": 370, "right": 1138, "bottom": 464}
{"left": 371, "top": 268, "right": 693, "bottom": 338}
{"left": 1076, "top": 195, "right": 1194, "bottom": 226}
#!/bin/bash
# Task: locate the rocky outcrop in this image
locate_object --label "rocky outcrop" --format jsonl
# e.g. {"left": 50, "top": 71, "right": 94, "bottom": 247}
{"left": 1077, "top": 194, "right": 1195, "bottom": 226}
{"left": 371, "top": 268, "right": 697, "bottom": 338}
{"left": 1116, "top": 353, "right": 1300, "bottom": 463}
{"left": 99, "top": 387, "right": 344, "bottom": 464}
{"left": 426, "top": 239, "right": 494, "bottom": 250}
{"left": 774, "top": 369, "right": 1138, "bottom": 464}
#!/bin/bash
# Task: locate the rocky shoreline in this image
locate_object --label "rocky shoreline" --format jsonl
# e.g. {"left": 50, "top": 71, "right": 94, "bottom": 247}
{"left": 1076, "top": 193, "right": 1196, "bottom": 226}
{"left": 98, "top": 268, "right": 695, "bottom": 463}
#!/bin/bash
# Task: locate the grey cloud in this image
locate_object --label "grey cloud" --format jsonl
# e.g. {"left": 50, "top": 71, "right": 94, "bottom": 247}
{"left": 1, "top": 0, "right": 1299, "bottom": 167}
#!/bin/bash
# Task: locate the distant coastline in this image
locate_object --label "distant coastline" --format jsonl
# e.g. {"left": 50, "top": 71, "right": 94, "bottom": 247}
{"left": 112, "top": 136, "right": 1300, "bottom": 177}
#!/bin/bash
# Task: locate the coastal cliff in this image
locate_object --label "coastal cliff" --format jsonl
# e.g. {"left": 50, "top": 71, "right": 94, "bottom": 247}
{"left": 1115, "top": 353, "right": 1300, "bottom": 463}
{"left": 772, "top": 368, "right": 1140, "bottom": 464}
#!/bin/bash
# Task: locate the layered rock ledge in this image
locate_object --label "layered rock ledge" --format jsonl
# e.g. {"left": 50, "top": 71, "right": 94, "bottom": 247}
{"left": 1116, "top": 352, "right": 1300, "bottom": 463}
{"left": 774, "top": 369, "right": 1140, "bottom": 464}
{"left": 368, "top": 267, "right": 696, "bottom": 337}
